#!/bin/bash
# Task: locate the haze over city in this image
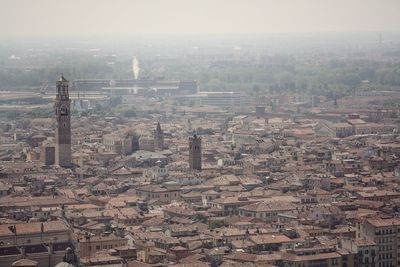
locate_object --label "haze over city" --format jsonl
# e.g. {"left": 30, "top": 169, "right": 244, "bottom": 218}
{"left": 1, "top": 1, "right": 400, "bottom": 267}
{"left": 1, "top": 0, "right": 400, "bottom": 38}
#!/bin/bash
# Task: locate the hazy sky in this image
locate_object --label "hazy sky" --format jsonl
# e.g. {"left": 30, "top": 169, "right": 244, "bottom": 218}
{"left": 1, "top": 0, "right": 400, "bottom": 37}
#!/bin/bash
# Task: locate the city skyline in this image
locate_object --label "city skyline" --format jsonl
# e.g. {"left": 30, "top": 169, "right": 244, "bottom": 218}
{"left": 1, "top": 1, "right": 400, "bottom": 266}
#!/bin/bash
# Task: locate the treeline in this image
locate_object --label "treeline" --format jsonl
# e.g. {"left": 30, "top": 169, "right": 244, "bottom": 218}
{"left": 1, "top": 51, "right": 400, "bottom": 97}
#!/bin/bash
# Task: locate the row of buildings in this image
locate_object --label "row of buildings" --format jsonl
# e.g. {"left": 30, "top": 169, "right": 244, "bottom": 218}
{"left": 0, "top": 76, "right": 400, "bottom": 266}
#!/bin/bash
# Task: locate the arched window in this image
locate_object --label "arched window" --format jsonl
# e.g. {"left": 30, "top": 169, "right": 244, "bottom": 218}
{"left": 60, "top": 107, "right": 68, "bottom": 115}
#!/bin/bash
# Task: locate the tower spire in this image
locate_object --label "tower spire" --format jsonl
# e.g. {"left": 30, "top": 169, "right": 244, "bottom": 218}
{"left": 154, "top": 121, "right": 164, "bottom": 151}
{"left": 59, "top": 73, "right": 68, "bottom": 82}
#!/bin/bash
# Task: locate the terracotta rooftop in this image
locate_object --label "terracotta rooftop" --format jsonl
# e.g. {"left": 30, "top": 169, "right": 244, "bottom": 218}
{"left": 0, "top": 221, "right": 69, "bottom": 237}
{"left": 366, "top": 218, "right": 400, "bottom": 227}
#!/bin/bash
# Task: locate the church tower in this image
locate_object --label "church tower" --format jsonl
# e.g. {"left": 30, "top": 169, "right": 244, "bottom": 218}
{"left": 154, "top": 122, "right": 164, "bottom": 151}
{"left": 54, "top": 74, "right": 71, "bottom": 167}
{"left": 189, "top": 134, "right": 201, "bottom": 171}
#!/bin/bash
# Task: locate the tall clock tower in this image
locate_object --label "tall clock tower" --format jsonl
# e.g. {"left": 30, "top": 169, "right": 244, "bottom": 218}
{"left": 54, "top": 74, "right": 71, "bottom": 167}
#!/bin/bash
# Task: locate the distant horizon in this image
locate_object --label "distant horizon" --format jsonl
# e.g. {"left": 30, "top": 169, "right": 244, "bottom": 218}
{"left": 2, "top": 31, "right": 400, "bottom": 42}
{"left": 1, "top": 0, "right": 400, "bottom": 38}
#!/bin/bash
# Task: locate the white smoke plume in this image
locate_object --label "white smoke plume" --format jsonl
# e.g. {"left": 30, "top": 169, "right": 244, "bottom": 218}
{"left": 132, "top": 56, "right": 140, "bottom": 80}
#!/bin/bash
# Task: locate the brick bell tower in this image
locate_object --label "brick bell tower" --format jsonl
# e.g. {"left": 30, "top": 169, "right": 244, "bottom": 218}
{"left": 189, "top": 134, "right": 202, "bottom": 171}
{"left": 54, "top": 74, "right": 72, "bottom": 167}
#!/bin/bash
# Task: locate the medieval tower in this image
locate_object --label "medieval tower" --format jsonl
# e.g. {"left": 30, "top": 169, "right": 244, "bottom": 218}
{"left": 154, "top": 122, "right": 164, "bottom": 151}
{"left": 54, "top": 75, "right": 72, "bottom": 167}
{"left": 189, "top": 134, "right": 201, "bottom": 171}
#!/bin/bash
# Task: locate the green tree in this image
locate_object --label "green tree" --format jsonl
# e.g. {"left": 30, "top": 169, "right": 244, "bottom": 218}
{"left": 193, "top": 212, "right": 208, "bottom": 223}
{"left": 209, "top": 220, "right": 224, "bottom": 230}
{"left": 6, "top": 111, "right": 21, "bottom": 120}
{"left": 109, "top": 96, "right": 122, "bottom": 108}
{"left": 123, "top": 108, "right": 136, "bottom": 118}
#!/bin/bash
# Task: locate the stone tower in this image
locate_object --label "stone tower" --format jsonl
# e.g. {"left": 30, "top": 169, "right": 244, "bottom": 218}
{"left": 189, "top": 134, "right": 201, "bottom": 171}
{"left": 154, "top": 122, "right": 164, "bottom": 151}
{"left": 54, "top": 74, "right": 71, "bottom": 167}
